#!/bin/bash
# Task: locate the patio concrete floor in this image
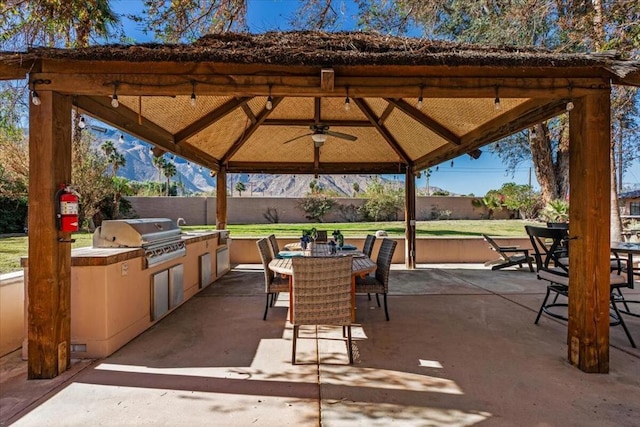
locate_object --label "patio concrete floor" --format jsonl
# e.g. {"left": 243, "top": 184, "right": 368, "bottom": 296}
{"left": 2, "top": 264, "right": 639, "bottom": 426}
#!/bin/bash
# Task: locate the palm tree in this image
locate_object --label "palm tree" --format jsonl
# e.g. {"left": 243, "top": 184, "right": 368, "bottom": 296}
{"left": 163, "top": 161, "right": 177, "bottom": 196}
{"left": 235, "top": 181, "right": 246, "bottom": 196}
{"left": 111, "top": 176, "right": 132, "bottom": 219}
{"left": 152, "top": 155, "right": 167, "bottom": 195}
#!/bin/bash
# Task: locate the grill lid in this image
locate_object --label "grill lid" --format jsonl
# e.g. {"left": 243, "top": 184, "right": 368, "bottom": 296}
{"left": 93, "top": 218, "right": 182, "bottom": 248}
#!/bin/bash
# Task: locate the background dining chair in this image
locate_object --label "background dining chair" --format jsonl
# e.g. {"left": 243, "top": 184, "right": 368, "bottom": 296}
{"left": 257, "top": 238, "right": 289, "bottom": 320}
{"left": 291, "top": 257, "right": 354, "bottom": 364}
{"left": 525, "top": 226, "right": 635, "bottom": 347}
{"left": 362, "top": 234, "right": 376, "bottom": 258}
{"left": 355, "top": 238, "right": 397, "bottom": 321}
{"left": 315, "top": 230, "right": 328, "bottom": 242}
{"left": 267, "top": 234, "right": 280, "bottom": 258}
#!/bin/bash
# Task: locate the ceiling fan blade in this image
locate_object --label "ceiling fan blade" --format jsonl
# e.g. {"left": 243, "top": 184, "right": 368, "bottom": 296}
{"left": 283, "top": 132, "right": 313, "bottom": 144}
{"left": 325, "top": 130, "right": 357, "bottom": 141}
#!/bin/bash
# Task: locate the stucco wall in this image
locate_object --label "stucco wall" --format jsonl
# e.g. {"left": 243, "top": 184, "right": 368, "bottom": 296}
{"left": 0, "top": 272, "right": 25, "bottom": 356}
{"left": 126, "top": 196, "right": 506, "bottom": 225}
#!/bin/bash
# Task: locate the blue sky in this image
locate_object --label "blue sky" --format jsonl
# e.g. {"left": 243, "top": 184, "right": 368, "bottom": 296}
{"left": 110, "top": 0, "right": 638, "bottom": 196}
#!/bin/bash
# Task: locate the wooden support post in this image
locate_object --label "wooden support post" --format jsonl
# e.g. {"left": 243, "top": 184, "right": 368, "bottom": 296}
{"left": 568, "top": 91, "right": 611, "bottom": 373}
{"left": 27, "top": 91, "right": 72, "bottom": 379}
{"left": 405, "top": 169, "right": 416, "bottom": 269}
{"left": 216, "top": 165, "right": 227, "bottom": 230}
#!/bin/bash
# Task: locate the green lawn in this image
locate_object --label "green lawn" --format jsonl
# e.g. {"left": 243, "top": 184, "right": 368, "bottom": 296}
{"left": 0, "top": 220, "right": 537, "bottom": 275}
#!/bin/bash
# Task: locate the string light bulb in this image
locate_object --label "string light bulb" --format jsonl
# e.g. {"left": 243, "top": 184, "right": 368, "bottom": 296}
{"left": 530, "top": 127, "right": 537, "bottom": 138}
{"left": 344, "top": 86, "right": 351, "bottom": 111}
{"left": 494, "top": 85, "right": 501, "bottom": 111}
{"left": 266, "top": 84, "right": 273, "bottom": 110}
{"left": 417, "top": 85, "right": 424, "bottom": 109}
{"left": 78, "top": 116, "right": 86, "bottom": 129}
{"left": 118, "top": 134, "right": 124, "bottom": 144}
{"left": 450, "top": 160, "right": 454, "bottom": 167}
{"left": 31, "top": 89, "right": 41, "bottom": 106}
{"left": 111, "top": 82, "right": 119, "bottom": 108}
{"left": 190, "top": 81, "right": 197, "bottom": 107}
{"left": 565, "top": 85, "right": 574, "bottom": 111}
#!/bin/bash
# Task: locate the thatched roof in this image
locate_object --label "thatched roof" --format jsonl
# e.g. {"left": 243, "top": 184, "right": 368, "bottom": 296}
{"left": 1, "top": 31, "right": 639, "bottom": 175}
{"left": 0, "top": 31, "right": 635, "bottom": 76}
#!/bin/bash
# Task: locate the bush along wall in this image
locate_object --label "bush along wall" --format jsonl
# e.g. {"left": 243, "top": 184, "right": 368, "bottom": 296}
{"left": 0, "top": 196, "right": 28, "bottom": 233}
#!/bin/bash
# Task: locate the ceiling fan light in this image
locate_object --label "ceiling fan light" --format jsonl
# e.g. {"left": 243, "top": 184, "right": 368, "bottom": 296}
{"left": 311, "top": 133, "right": 328, "bottom": 143}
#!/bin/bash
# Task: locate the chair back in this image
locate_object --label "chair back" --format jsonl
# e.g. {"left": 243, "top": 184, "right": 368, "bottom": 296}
{"left": 315, "top": 230, "right": 328, "bottom": 242}
{"left": 291, "top": 257, "right": 352, "bottom": 326}
{"left": 256, "top": 238, "right": 275, "bottom": 287}
{"left": 525, "top": 225, "right": 568, "bottom": 271}
{"left": 481, "top": 234, "right": 502, "bottom": 253}
{"left": 362, "top": 234, "right": 376, "bottom": 257}
{"left": 375, "top": 238, "right": 397, "bottom": 290}
{"left": 267, "top": 234, "right": 279, "bottom": 258}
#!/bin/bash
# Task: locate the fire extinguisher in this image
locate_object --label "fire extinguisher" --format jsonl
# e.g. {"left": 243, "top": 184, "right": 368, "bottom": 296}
{"left": 55, "top": 184, "right": 80, "bottom": 233}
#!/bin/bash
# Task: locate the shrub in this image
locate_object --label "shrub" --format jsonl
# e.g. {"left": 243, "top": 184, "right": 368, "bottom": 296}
{"left": 539, "top": 199, "right": 569, "bottom": 223}
{"left": 297, "top": 194, "right": 336, "bottom": 222}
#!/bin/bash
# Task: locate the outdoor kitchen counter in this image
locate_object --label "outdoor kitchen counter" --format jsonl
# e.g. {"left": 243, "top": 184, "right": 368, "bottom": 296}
{"left": 21, "top": 231, "right": 223, "bottom": 359}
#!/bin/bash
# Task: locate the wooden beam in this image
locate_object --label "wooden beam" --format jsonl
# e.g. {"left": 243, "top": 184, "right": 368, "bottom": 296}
{"left": 413, "top": 98, "right": 567, "bottom": 170}
{"left": 75, "top": 95, "right": 174, "bottom": 145}
{"left": 405, "top": 168, "right": 416, "bottom": 269}
{"left": 321, "top": 68, "right": 334, "bottom": 92}
{"left": 314, "top": 97, "right": 321, "bottom": 123}
{"left": 241, "top": 103, "right": 257, "bottom": 125}
{"left": 262, "top": 119, "right": 373, "bottom": 127}
{"left": 220, "top": 97, "right": 283, "bottom": 164}
{"left": 567, "top": 91, "right": 612, "bottom": 373}
{"left": 386, "top": 98, "right": 460, "bottom": 145}
{"left": 216, "top": 165, "right": 227, "bottom": 230}
{"left": 0, "top": 63, "right": 29, "bottom": 80}
{"left": 226, "top": 161, "right": 401, "bottom": 174}
{"left": 28, "top": 91, "right": 72, "bottom": 379}
{"left": 353, "top": 98, "right": 411, "bottom": 165}
{"left": 378, "top": 104, "right": 395, "bottom": 125}
{"left": 34, "top": 72, "right": 608, "bottom": 98}
{"left": 174, "top": 96, "right": 252, "bottom": 143}
{"left": 75, "top": 96, "right": 220, "bottom": 171}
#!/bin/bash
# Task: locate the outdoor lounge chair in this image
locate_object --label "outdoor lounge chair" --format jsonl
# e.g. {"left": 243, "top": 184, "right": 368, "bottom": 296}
{"left": 355, "top": 238, "right": 397, "bottom": 321}
{"left": 291, "top": 256, "right": 354, "bottom": 364}
{"left": 525, "top": 225, "right": 636, "bottom": 347}
{"left": 257, "top": 238, "right": 289, "bottom": 320}
{"left": 482, "top": 234, "right": 534, "bottom": 272}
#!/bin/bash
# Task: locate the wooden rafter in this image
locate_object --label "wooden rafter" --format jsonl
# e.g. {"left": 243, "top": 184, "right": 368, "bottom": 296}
{"left": 412, "top": 98, "right": 568, "bottom": 171}
{"left": 174, "top": 96, "right": 252, "bottom": 144}
{"left": 220, "top": 97, "right": 283, "bottom": 164}
{"left": 262, "top": 119, "right": 372, "bottom": 127}
{"left": 385, "top": 98, "right": 460, "bottom": 145}
{"left": 353, "top": 98, "right": 411, "bottom": 165}
{"left": 74, "top": 95, "right": 220, "bottom": 171}
{"left": 378, "top": 104, "right": 395, "bottom": 125}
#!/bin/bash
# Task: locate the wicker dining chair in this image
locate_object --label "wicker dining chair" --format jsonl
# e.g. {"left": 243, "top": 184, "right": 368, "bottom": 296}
{"left": 267, "top": 234, "right": 280, "bottom": 258}
{"left": 256, "top": 238, "right": 289, "bottom": 320}
{"left": 291, "top": 257, "right": 354, "bottom": 364}
{"left": 355, "top": 238, "right": 397, "bottom": 321}
{"left": 362, "top": 234, "right": 376, "bottom": 258}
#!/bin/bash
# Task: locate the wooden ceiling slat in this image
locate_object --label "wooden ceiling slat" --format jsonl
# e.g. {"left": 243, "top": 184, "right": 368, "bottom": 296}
{"left": 262, "top": 119, "right": 373, "bottom": 127}
{"left": 174, "top": 96, "right": 252, "bottom": 144}
{"left": 353, "top": 98, "right": 411, "bottom": 165}
{"left": 220, "top": 97, "right": 283, "bottom": 164}
{"left": 386, "top": 98, "right": 461, "bottom": 145}
{"left": 412, "top": 98, "right": 569, "bottom": 171}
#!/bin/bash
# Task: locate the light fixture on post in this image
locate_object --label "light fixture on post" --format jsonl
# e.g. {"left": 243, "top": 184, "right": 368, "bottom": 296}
{"left": 190, "top": 80, "right": 197, "bottom": 107}
{"left": 417, "top": 84, "right": 424, "bottom": 109}
{"left": 468, "top": 149, "right": 482, "bottom": 160}
{"left": 78, "top": 116, "right": 86, "bottom": 129}
{"left": 530, "top": 126, "right": 537, "bottom": 138}
{"left": 266, "top": 84, "right": 273, "bottom": 110}
{"left": 494, "top": 85, "right": 501, "bottom": 111}
{"left": 344, "top": 86, "right": 351, "bottom": 111}
{"left": 566, "top": 84, "right": 574, "bottom": 111}
{"left": 111, "top": 82, "right": 119, "bottom": 108}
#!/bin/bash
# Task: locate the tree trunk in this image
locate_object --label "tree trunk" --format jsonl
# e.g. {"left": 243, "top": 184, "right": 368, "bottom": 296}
{"left": 529, "top": 122, "right": 569, "bottom": 204}
{"left": 610, "top": 138, "right": 622, "bottom": 241}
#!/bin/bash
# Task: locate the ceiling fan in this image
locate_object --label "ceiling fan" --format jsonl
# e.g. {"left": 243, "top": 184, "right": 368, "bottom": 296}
{"left": 283, "top": 124, "right": 357, "bottom": 147}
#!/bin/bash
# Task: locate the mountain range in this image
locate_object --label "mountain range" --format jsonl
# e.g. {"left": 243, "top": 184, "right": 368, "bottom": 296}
{"left": 93, "top": 128, "right": 440, "bottom": 197}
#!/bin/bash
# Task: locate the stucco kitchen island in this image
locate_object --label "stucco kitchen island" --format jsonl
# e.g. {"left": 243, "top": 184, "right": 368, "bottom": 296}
{"left": 22, "top": 230, "right": 228, "bottom": 359}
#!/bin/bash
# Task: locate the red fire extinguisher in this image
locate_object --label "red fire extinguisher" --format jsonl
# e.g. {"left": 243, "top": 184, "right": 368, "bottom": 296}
{"left": 55, "top": 184, "right": 80, "bottom": 232}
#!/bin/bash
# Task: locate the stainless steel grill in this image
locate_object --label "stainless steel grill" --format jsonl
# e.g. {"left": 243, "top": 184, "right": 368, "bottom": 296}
{"left": 93, "top": 218, "right": 186, "bottom": 267}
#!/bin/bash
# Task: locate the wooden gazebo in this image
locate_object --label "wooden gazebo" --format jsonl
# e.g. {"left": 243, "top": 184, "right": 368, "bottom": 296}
{"left": 1, "top": 32, "right": 639, "bottom": 378}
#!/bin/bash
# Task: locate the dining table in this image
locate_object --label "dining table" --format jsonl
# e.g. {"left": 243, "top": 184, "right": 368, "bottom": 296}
{"left": 268, "top": 242, "right": 376, "bottom": 322}
{"left": 610, "top": 241, "right": 640, "bottom": 317}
